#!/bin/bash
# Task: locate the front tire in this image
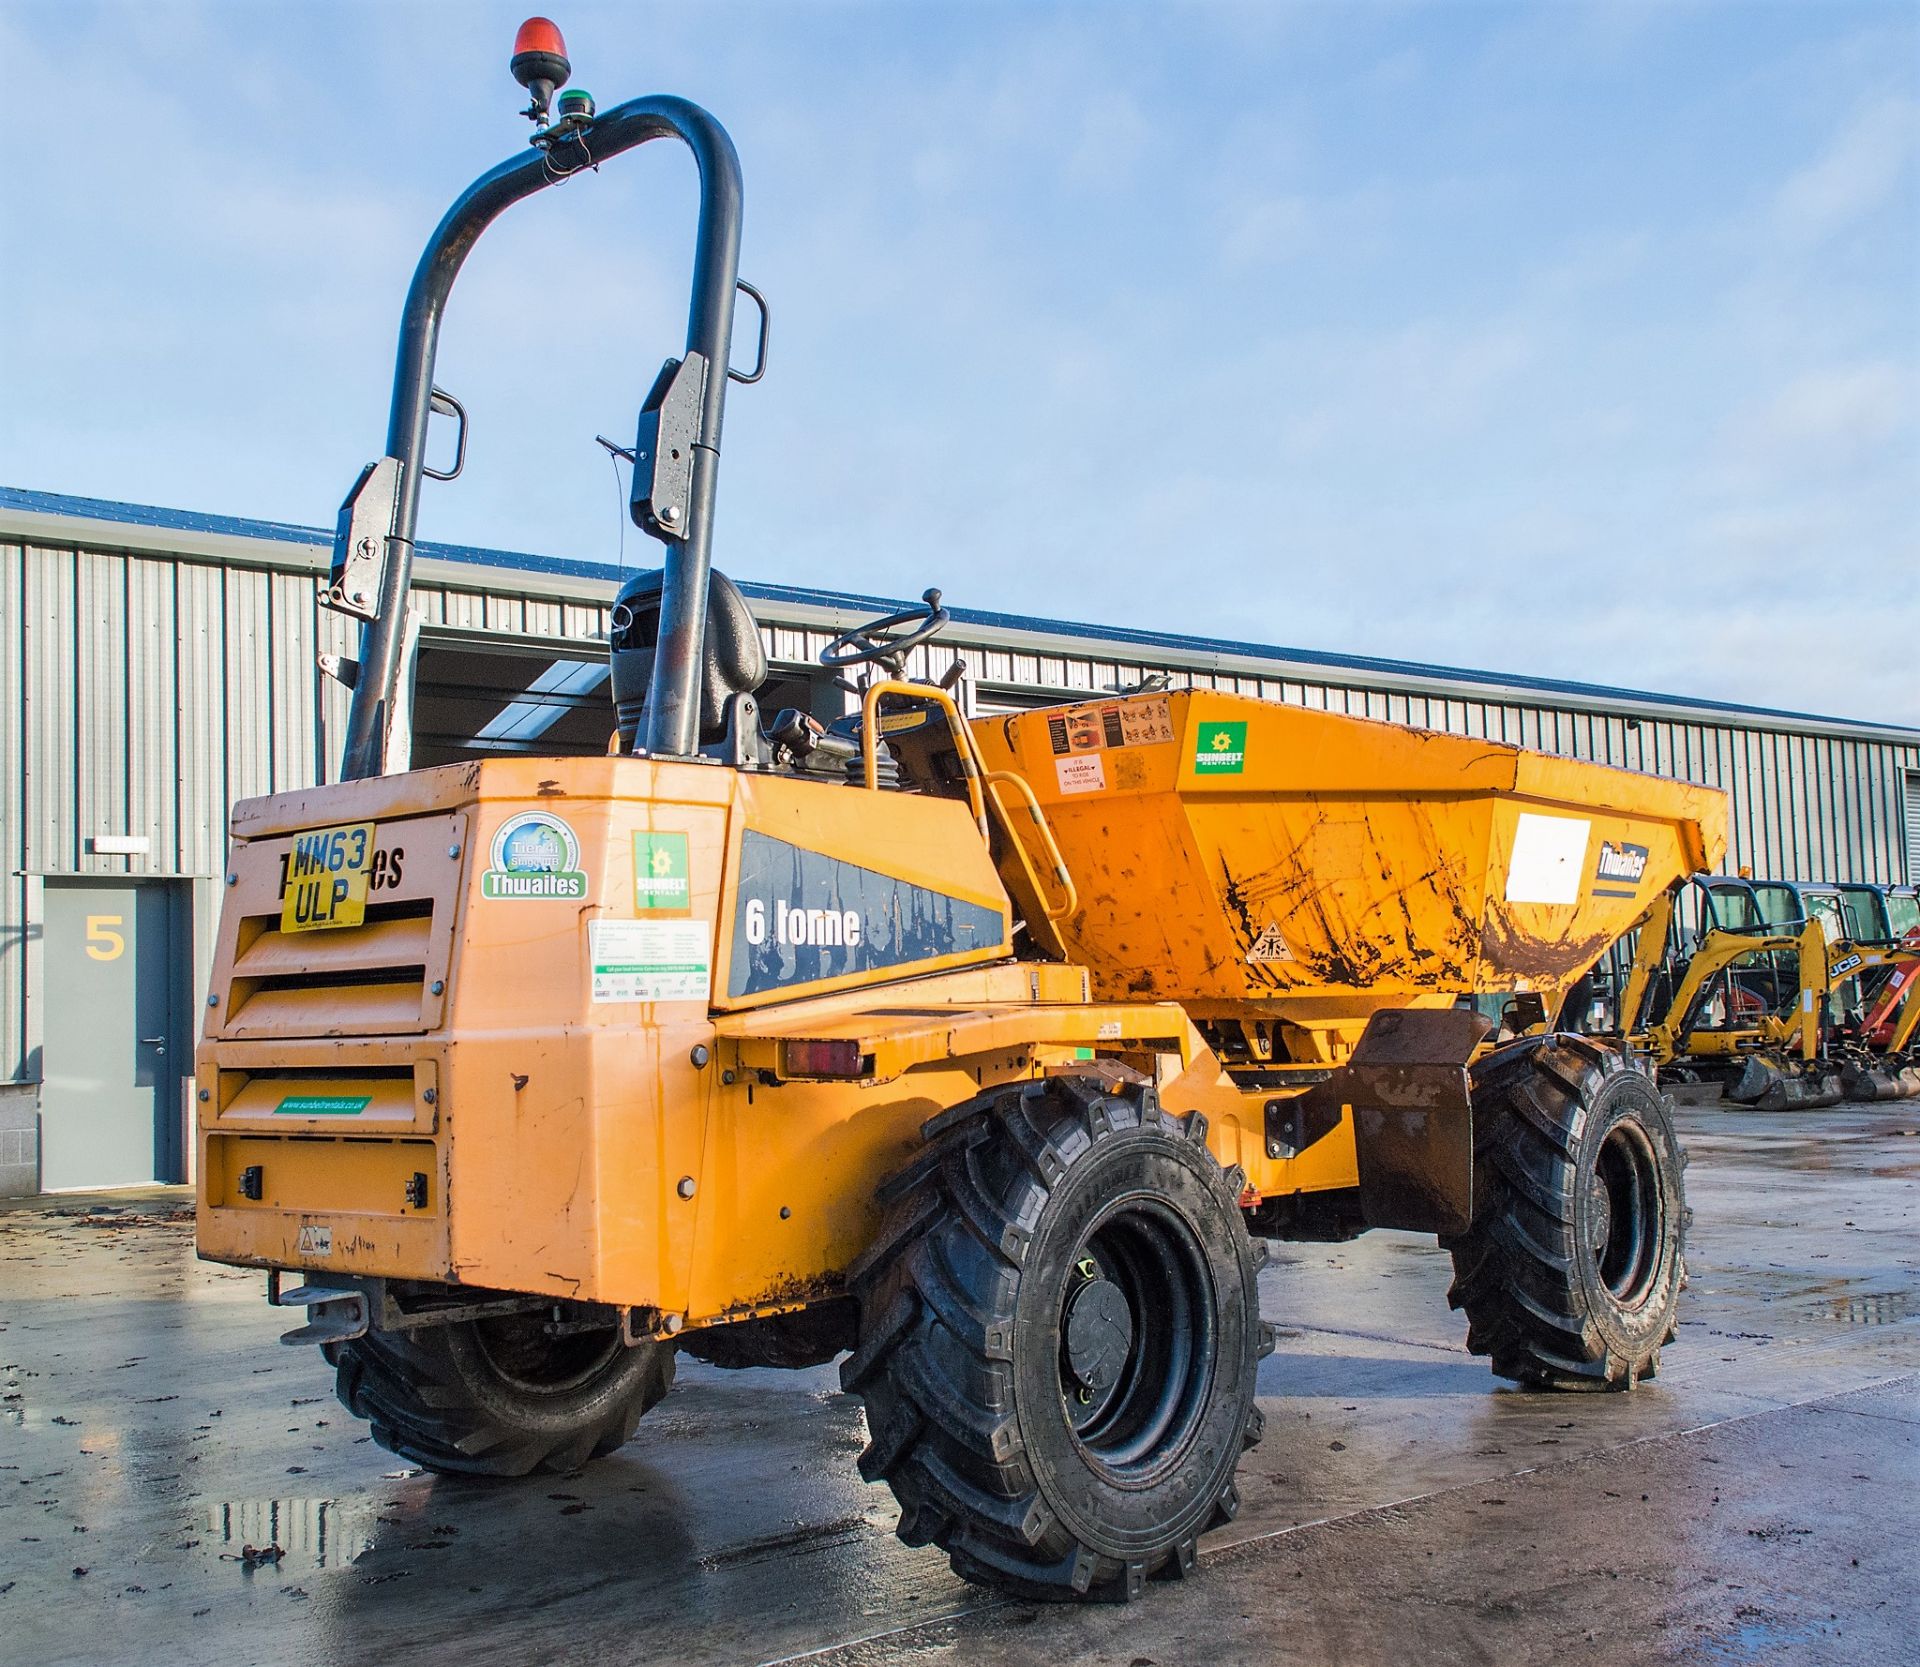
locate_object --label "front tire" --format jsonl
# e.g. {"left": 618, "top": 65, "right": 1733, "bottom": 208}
{"left": 842, "top": 1074, "right": 1272, "bottom": 1602}
{"left": 1444, "top": 1035, "right": 1686, "bottom": 1390}
{"left": 328, "top": 1312, "right": 676, "bottom": 1477}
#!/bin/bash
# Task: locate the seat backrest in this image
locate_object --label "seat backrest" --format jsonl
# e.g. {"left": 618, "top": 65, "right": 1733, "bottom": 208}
{"left": 609, "top": 566, "right": 768, "bottom": 747}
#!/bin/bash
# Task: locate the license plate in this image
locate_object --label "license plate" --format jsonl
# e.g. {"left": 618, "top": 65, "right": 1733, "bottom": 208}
{"left": 279, "top": 822, "right": 377, "bottom": 933}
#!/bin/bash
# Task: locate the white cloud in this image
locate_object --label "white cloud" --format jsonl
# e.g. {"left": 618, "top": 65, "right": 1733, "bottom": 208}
{"left": 1774, "top": 95, "right": 1918, "bottom": 245}
{"left": 1727, "top": 362, "right": 1913, "bottom": 471}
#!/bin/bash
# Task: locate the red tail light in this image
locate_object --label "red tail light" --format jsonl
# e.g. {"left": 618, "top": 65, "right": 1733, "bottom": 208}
{"left": 780, "top": 1039, "right": 871, "bottom": 1079}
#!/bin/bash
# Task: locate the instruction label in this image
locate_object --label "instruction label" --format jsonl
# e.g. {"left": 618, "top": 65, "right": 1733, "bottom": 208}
{"left": 1056, "top": 754, "right": 1107, "bottom": 795}
{"left": 1046, "top": 696, "right": 1175, "bottom": 756}
{"left": 590, "top": 919, "right": 711, "bottom": 1003}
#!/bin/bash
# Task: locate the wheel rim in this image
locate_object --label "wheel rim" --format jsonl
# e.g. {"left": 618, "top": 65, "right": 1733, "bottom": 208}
{"left": 471, "top": 1313, "right": 622, "bottom": 1395}
{"left": 1590, "top": 1119, "right": 1661, "bottom": 1307}
{"left": 1057, "top": 1198, "right": 1216, "bottom": 1479}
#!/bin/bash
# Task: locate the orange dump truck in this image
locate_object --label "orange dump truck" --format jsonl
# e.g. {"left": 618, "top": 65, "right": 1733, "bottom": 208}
{"left": 197, "top": 22, "right": 1728, "bottom": 1606}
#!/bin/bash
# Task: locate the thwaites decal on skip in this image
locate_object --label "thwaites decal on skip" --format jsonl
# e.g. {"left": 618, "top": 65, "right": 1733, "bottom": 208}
{"left": 730, "top": 830, "right": 1007, "bottom": 997}
{"left": 1593, "top": 839, "right": 1650, "bottom": 897}
{"left": 481, "top": 811, "right": 588, "bottom": 900}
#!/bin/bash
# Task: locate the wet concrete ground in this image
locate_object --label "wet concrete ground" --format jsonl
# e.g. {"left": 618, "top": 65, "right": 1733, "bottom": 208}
{"left": 2, "top": 1104, "right": 1915, "bottom": 1667}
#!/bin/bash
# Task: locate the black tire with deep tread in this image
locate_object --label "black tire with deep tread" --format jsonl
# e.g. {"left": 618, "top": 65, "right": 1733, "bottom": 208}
{"left": 326, "top": 1316, "right": 676, "bottom": 1477}
{"left": 1443, "top": 1034, "right": 1688, "bottom": 1391}
{"left": 841, "top": 1074, "right": 1272, "bottom": 1603}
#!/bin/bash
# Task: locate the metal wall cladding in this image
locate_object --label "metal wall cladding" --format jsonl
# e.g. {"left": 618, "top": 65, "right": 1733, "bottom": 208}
{"left": 3, "top": 535, "right": 1917, "bottom": 1081}
{"left": 950, "top": 651, "right": 1920, "bottom": 889}
{"left": 0, "top": 538, "right": 620, "bottom": 1076}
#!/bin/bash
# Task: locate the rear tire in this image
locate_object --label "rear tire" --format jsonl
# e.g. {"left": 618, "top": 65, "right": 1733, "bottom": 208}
{"left": 328, "top": 1313, "right": 675, "bottom": 1477}
{"left": 1444, "top": 1035, "right": 1686, "bottom": 1390}
{"left": 842, "top": 1074, "right": 1272, "bottom": 1602}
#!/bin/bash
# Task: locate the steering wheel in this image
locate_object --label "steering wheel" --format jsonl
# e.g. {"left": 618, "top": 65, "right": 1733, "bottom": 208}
{"left": 819, "top": 587, "right": 951, "bottom": 669}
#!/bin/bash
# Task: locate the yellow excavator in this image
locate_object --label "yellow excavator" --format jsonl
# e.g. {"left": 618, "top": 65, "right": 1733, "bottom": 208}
{"left": 196, "top": 22, "right": 1727, "bottom": 1602}
{"left": 1615, "top": 876, "right": 1920, "bottom": 1109}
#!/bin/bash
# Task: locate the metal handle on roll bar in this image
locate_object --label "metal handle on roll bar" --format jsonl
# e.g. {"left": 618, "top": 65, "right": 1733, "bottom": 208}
{"left": 729, "top": 280, "right": 769, "bottom": 384}
{"left": 420, "top": 388, "right": 468, "bottom": 482}
{"left": 339, "top": 96, "right": 744, "bottom": 780}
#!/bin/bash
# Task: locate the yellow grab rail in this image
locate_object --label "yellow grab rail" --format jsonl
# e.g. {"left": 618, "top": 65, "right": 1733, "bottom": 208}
{"left": 985, "top": 769, "right": 1079, "bottom": 924}
{"left": 858, "top": 680, "right": 989, "bottom": 840}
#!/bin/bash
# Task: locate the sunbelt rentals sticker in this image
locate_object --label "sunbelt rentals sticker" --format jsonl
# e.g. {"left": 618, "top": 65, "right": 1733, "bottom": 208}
{"left": 634, "top": 832, "right": 691, "bottom": 913}
{"left": 482, "top": 811, "right": 588, "bottom": 900}
{"left": 1194, "top": 720, "right": 1247, "bottom": 774}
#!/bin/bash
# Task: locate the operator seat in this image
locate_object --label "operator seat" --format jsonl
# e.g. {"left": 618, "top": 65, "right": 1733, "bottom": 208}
{"left": 608, "top": 566, "right": 767, "bottom": 752}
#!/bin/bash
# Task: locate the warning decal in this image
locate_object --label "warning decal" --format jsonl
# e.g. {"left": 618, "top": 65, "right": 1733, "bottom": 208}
{"left": 1247, "top": 923, "right": 1295, "bottom": 963}
{"left": 1045, "top": 697, "right": 1175, "bottom": 756}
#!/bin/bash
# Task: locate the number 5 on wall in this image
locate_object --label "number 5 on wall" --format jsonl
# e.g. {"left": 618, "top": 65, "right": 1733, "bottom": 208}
{"left": 86, "top": 915, "right": 126, "bottom": 961}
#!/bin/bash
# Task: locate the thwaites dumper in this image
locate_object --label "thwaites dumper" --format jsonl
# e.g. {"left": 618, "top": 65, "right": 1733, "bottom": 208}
{"left": 197, "top": 24, "right": 1729, "bottom": 1602}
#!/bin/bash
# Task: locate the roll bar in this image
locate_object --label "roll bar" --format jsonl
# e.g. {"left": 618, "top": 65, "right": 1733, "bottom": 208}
{"left": 337, "top": 95, "right": 743, "bottom": 778}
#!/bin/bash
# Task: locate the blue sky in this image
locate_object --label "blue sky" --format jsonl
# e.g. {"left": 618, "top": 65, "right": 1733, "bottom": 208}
{"left": 2, "top": 1, "right": 1915, "bottom": 722}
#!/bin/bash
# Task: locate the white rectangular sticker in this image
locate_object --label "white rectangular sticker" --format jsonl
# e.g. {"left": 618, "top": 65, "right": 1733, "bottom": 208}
{"left": 1504, "top": 813, "right": 1591, "bottom": 906}
{"left": 1056, "top": 753, "right": 1107, "bottom": 795}
{"left": 590, "top": 918, "right": 712, "bottom": 1003}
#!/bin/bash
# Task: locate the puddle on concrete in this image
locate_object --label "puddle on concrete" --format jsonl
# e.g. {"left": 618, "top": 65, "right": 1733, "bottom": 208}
{"left": 205, "top": 1496, "right": 381, "bottom": 1569}
{"left": 1821, "top": 1291, "right": 1912, "bottom": 1326}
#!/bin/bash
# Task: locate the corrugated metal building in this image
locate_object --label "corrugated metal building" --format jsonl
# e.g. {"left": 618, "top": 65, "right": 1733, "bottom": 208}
{"left": 5, "top": 485, "right": 1919, "bottom": 1192}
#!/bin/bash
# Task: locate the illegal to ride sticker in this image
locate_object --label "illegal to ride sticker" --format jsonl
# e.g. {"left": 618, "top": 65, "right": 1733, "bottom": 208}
{"left": 1056, "top": 753, "right": 1107, "bottom": 794}
{"left": 634, "top": 831, "right": 691, "bottom": 914}
{"left": 1194, "top": 720, "right": 1247, "bottom": 774}
{"left": 482, "top": 811, "right": 589, "bottom": 900}
{"left": 590, "top": 918, "right": 711, "bottom": 1003}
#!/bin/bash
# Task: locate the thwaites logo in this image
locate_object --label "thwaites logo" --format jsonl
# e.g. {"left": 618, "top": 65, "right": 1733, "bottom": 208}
{"left": 1594, "top": 840, "right": 1650, "bottom": 884}
{"left": 481, "top": 812, "right": 588, "bottom": 900}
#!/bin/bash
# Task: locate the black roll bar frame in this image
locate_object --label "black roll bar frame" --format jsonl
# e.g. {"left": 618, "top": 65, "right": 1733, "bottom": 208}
{"left": 339, "top": 96, "right": 743, "bottom": 779}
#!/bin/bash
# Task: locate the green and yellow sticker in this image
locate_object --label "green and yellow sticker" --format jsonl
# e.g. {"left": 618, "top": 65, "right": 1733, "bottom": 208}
{"left": 273, "top": 1094, "right": 372, "bottom": 1117}
{"left": 634, "top": 831, "right": 692, "bottom": 914}
{"left": 1194, "top": 721, "right": 1247, "bottom": 774}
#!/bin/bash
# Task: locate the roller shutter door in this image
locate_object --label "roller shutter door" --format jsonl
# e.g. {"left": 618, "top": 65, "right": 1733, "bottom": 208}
{"left": 1907, "top": 772, "right": 1920, "bottom": 882}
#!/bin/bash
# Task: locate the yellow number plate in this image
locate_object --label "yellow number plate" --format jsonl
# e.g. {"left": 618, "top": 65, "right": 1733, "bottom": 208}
{"left": 279, "top": 822, "right": 377, "bottom": 933}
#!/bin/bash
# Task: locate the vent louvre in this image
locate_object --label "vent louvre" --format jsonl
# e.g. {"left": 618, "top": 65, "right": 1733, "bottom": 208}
{"left": 210, "top": 810, "right": 466, "bottom": 1039}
